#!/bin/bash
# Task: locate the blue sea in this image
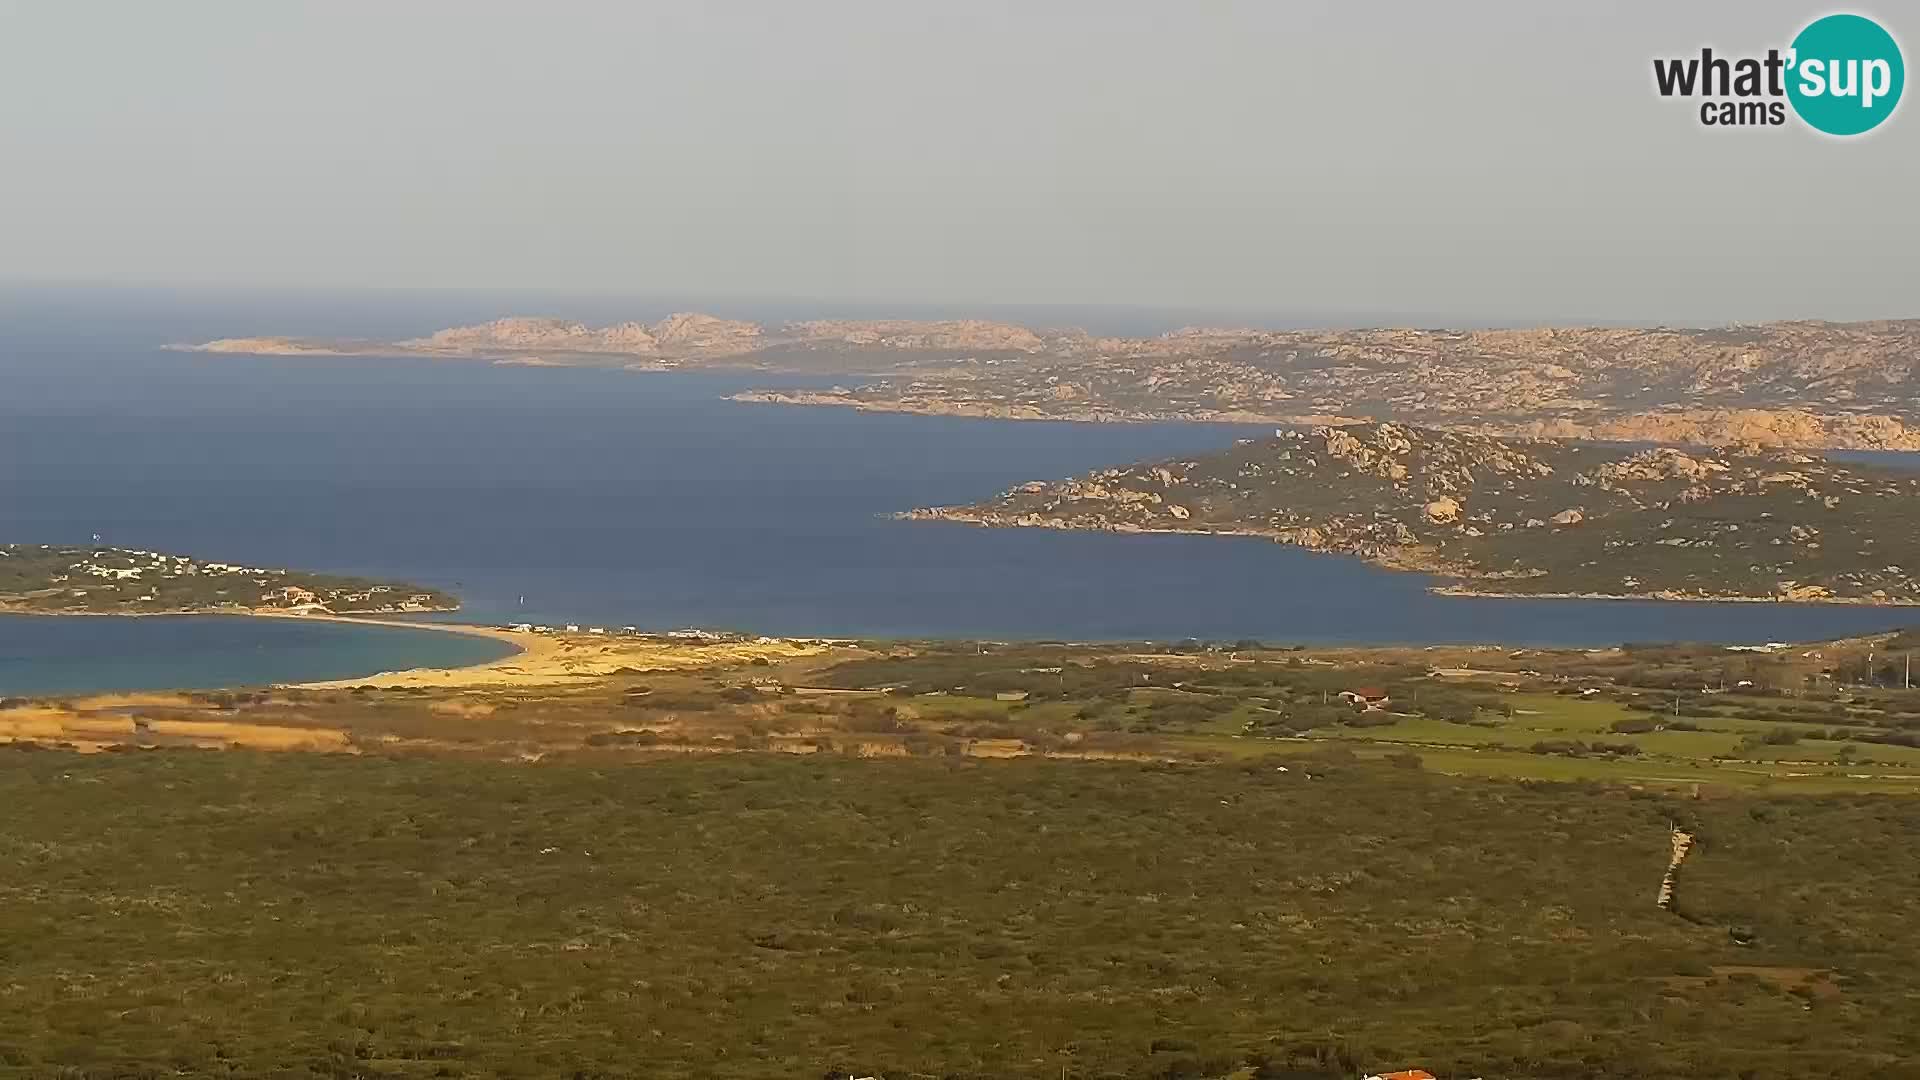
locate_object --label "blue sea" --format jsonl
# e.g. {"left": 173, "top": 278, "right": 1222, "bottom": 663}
{"left": 1, "top": 287, "right": 1913, "bottom": 692}
{"left": 0, "top": 616, "right": 514, "bottom": 696}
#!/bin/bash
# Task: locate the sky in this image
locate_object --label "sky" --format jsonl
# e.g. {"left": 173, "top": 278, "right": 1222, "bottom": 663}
{"left": 1, "top": 1, "right": 1915, "bottom": 325}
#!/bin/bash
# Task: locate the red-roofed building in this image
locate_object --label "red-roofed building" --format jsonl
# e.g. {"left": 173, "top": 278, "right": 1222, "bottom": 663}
{"left": 1338, "top": 687, "right": 1392, "bottom": 710}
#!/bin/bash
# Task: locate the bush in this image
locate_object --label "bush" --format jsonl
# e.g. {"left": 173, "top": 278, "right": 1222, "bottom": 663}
{"left": 1422, "top": 697, "right": 1481, "bottom": 724}
{"left": 1530, "top": 739, "right": 1641, "bottom": 758}
{"left": 843, "top": 705, "right": 905, "bottom": 734}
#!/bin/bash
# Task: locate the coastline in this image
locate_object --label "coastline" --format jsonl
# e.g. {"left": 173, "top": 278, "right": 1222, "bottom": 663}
{"left": 287, "top": 624, "right": 828, "bottom": 691}
{"left": 898, "top": 509, "right": 1920, "bottom": 608}
{"left": 174, "top": 341, "right": 646, "bottom": 366}
{"left": 0, "top": 609, "right": 524, "bottom": 700}
{"left": 0, "top": 603, "right": 474, "bottom": 623}
{"left": 193, "top": 609, "right": 547, "bottom": 687}
{"left": 175, "top": 341, "right": 963, "bottom": 379}
{"left": 730, "top": 392, "right": 1920, "bottom": 453}
{"left": 728, "top": 391, "right": 1282, "bottom": 426}
{"left": 170, "top": 352, "right": 1920, "bottom": 451}
{"left": 1, "top": 608, "right": 832, "bottom": 693}
{"left": 1425, "top": 585, "right": 1920, "bottom": 606}
{"left": 6, "top": 600, "right": 1911, "bottom": 701}
{"left": 246, "top": 609, "right": 523, "bottom": 646}
{"left": 0, "top": 604, "right": 526, "bottom": 668}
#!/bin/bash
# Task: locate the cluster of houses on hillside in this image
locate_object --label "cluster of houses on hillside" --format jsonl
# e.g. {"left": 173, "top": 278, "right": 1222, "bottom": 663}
{"left": 259, "top": 582, "right": 444, "bottom": 614}
{"left": 2, "top": 544, "right": 454, "bottom": 615}
{"left": 75, "top": 549, "right": 261, "bottom": 582}
{"left": 76, "top": 548, "right": 288, "bottom": 578}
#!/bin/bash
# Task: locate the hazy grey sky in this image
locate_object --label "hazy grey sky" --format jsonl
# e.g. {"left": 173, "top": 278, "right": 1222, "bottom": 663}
{"left": 1, "top": 1, "right": 1914, "bottom": 323}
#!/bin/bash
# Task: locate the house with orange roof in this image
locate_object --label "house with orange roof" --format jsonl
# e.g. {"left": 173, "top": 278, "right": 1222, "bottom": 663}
{"left": 1338, "top": 686, "right": 1392, "bottom": 711}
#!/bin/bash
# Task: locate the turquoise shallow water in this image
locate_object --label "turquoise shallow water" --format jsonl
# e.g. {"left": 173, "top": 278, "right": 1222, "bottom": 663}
{"left": 0, "top": 616, "right": 516, "bottom": 696}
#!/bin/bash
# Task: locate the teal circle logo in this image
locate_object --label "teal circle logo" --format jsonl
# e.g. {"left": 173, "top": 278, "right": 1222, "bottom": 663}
{"left": 1787, "top": 14, "right": 1904, "bottom": 135}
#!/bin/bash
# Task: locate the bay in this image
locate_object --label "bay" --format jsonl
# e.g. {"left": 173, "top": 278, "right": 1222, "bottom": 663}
{"left": 2, "top": 290, "right": 1914, "bottom": 693}
{"left": 0, "top": 615, "right": 514, "bottom": 696}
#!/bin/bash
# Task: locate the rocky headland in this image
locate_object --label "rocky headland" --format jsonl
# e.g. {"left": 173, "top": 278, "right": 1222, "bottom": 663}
{"left": 901, "top": 422, "right": 1920, "bottom": 604}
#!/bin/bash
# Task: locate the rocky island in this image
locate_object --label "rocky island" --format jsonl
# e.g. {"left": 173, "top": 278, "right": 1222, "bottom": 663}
{"left": 184, "top": 314, "right": 1058, "bottom": 374}
{"left": 187, "top": 315, "right": 1920, "bottom": 451}
{"left": 901, "top": 422, "right": 1920, "bottom": 604}
{"left": 0, "top": 545, "right": 457, "bottom": 616}
{"left": 735, "top": 319, "right": 1920, "bottom": 451}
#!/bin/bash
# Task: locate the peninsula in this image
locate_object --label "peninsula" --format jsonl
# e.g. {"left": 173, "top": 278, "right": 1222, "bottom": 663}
{"left": 901, "top": 422, "right": 1920, "bottom": 604}
{"left": 0, "top": 544, "right": 457, "bottom": 616}
{"left": 183, "top": 315, "right": 1920, "bottom": 451}
{"left": 182, "top": 313, "right": 1050, "bottom": 374}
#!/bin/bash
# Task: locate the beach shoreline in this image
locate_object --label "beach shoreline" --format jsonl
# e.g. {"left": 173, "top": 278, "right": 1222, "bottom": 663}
{"left": 0, "top": 602, "right": 465, "bottom": 621}
{"left": 0, "top": 606, "right": 830, "bottom": 693}
{"left": 1425, "top": 585, "right": 1920, "bottom": 606}
{"left": 246, "top": 609, "right": 524, "bottom": 645}
{"left": 241, "top": 611, "right": 570, "bottom": 689}
{"left": 0, "top": 609, "right": 526, "bottom": 702}
{"left": 268, "top": 618, "right": 830, "bottom": 691}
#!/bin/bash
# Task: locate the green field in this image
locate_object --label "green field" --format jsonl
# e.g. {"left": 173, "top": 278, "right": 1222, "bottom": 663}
{"left": 866, "top": 668, "right": 1920, "bottom": 793}
{"left": 1241, "top": 691, "right": 1920, "bottom": 789}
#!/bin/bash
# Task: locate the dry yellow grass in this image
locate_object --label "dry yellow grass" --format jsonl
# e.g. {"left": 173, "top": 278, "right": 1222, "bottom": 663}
{"left": 0, "top": 707, "right": 350, "bottom": 752}
{"left": 289, "top": 624, "right": 831, "bottom": 690}
{"left": 146, "top": 718, "right": 352, "bottom": 751}
{"left": 0, "top": 707, "right": 118, "bottom": 745}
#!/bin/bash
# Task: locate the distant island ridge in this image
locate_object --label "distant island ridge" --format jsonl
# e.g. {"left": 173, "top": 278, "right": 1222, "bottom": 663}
{"left": 182, "top": 313, "right": 1920, "bottom": 451}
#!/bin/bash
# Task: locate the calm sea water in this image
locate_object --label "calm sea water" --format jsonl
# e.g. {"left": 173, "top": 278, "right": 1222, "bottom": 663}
{"left": 0, "top": 616, "right": 514, "bottom": 696}
{"left": 1, "top": 289, "right": 1914, "bottom": 691}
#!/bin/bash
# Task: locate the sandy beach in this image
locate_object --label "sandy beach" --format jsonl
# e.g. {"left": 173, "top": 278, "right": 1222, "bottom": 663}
{"left": 266, "top": 614, "right": 832, "bottom": 690}
{"left": 1, "top": 617, "right": 841, "bottom": 752}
